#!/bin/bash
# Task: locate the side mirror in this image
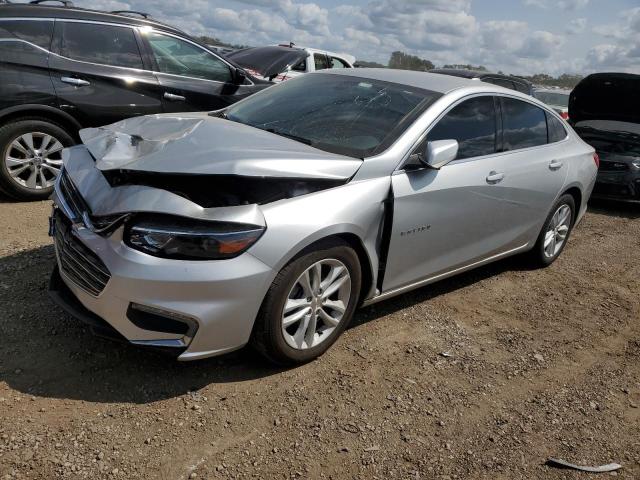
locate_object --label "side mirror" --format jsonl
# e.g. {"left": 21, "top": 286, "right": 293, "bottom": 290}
{"left": 233, "top": 68, "right": 247, "bottom": 85}
{"left": 421, "top": 139, "right": 459, "bottom": 169}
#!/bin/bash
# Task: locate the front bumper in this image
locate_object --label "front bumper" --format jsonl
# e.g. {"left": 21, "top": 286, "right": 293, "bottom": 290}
{"left": 592, "top": 170, "right": 640, "bottom": 203}
{"left": 50, "top": 208, "right": 275, "bottom": 361}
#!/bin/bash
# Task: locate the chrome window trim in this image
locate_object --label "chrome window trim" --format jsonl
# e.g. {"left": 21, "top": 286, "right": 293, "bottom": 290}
{"left": 0, "top": 17, "right": 252, "bottom": 85}
{"left": 398, "top": 92, "right": 570, "bottom": 171}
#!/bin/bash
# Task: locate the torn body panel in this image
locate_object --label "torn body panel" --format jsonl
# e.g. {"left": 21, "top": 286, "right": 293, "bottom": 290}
{"left": 79, "top": 113, "right": 363, "bottom": 180}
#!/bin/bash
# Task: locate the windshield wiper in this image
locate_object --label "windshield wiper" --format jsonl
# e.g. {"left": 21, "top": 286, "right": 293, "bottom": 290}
{"left": 264, "top": 128, "right": 313, "bottom": 146}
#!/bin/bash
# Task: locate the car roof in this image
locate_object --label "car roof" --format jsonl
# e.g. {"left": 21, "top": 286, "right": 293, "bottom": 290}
{"left": 431, "top": 68, "right": 532, "bottom": 86}
{"left": 322, "top": 68, "right": 506, "bottom": 94}
{"left": 534, "top": 88, "right": 572, "bottom": 94}
{"left": 0, "top": 3, "right": 185, "bottom": 36}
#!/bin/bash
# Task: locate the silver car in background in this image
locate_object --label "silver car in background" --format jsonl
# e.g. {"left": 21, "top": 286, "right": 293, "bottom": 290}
{"left": 48, "top": 69, "right": 598, "bottom": 364}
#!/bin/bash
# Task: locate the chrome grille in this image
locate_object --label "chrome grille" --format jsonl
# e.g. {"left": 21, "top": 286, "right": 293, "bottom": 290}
{"left": 53, "top": 212, "right": 111, "bottom": 297}
{"left": 58, "top": 169, "right": 90, "bottom": 221}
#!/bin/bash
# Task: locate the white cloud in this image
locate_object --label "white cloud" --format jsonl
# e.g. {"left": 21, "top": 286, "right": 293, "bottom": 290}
{"left": 567, "top": 18, "right": 587, "bottom": 34}
{"left": 587, "top": 7, "right": 640, "bottom": 72}
{"left": 21, "top": 0, "right": 634, "bottom": 76}
{"left": 524, "top": 0, "right": 588, "bottom": 10}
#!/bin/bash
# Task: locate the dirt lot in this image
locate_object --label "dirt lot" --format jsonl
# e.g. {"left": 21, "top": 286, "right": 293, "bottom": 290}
{"left": 0, "top": 196, "right": 638, "bottom": 480}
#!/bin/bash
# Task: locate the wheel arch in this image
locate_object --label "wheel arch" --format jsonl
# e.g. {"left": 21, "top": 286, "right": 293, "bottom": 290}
{"left": 263, "top": 227, "right": 379, "bottom": 306}
{"left": 0, "top": 105, "right": 82, "bottom": 141}
{"left": 560, "top": 184, "right": 583, "bottom": 223}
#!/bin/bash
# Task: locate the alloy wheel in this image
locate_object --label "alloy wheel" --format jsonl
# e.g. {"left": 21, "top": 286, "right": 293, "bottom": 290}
{"left": 4, "top": 132, "right": 64, "bottom": 190}
{"left": 281, "top": 259, "right": 352, "bottom": 350}
{"left": 543, "top": 204, "right": 571, "bottom": 258}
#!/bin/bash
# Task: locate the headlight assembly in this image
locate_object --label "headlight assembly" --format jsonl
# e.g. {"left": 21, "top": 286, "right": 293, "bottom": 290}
{"left": 124, "top": 215, "right": 265, "bottom": 260}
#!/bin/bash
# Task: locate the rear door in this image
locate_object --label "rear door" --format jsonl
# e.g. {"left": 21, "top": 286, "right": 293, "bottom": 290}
{"left": 141, "top": 31, "right": 254, "bottom": 112}
{"left": 495, "top": 96, "right": 568, "bottom": 245}
{"left": 383, "top": 95, "right": 516, "bottom": 292}
{"left": 49, "top": 20, "right": 163, "bottom": 127}
{"left": 0, "top": 19, "right": 57, "bottom": 112}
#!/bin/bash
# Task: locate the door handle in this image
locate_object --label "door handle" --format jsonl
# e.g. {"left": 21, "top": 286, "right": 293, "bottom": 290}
{"left": 60, "top": 77, "right": 90, "bottom": 87}
{"left": 486, "top": 171, "right": 505, "bottom": 184}
{"left": 164, "top": 92, "right": 186, "bottom": 102}
{"left": 549, "top": 160, "right": 563, "bottom": 170}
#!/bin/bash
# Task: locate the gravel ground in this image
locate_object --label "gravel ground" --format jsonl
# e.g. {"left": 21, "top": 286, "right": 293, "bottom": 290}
{"left": 0, "top": 196, "right": 638, "bottom": 480}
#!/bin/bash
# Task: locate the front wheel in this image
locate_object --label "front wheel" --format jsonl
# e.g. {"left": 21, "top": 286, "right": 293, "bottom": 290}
{"left": 0, "top": 118, "right": 75, "bottom": 200}
{"left": 529, "top": 194, "right": 576, "bottom": 267}
{"left": 251, "top": 240, "right": 362, "bottom": 365}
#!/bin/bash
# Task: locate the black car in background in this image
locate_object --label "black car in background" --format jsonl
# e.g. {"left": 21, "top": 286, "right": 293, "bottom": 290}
{"left": 430, "top": 68, "right": 534, "bottom": 95}
{"left": 0, "top": 1, "right": 270, "bottom": 200}
{"left": 570, "top": 73, "right": 640, "bottom": 203}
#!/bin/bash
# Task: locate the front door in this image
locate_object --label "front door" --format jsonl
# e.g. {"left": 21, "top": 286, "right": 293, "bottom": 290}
{"left": 141, "top": 31, "right": 254, "bottom": 112}
{"left": 383, "top": 95, "right": 516, "bottom": 292}
{"left": 49, "top": 20, "right": 163, "bottom": 127}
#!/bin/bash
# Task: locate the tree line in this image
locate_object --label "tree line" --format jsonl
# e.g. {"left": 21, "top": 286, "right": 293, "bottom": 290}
{"left": 356, "top": 51, "right": 583, "bottom": 88}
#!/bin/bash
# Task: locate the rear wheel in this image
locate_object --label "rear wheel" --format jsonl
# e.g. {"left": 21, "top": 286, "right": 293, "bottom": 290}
{"left": 251, "top": 240, "right": 361, "bottom": 365}
{"left": 529, "top": 194, "right": 575, "bottom": 267}
{"left": 0, "top": 118, "right": 75, "bottom": 200}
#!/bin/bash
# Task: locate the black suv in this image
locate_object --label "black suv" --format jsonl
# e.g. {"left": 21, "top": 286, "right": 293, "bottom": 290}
{"left": 430, "top": 69, "right": 534, "bottom": 96}
{"left": 0, "top": 1, "right": 270, "bottom": 200}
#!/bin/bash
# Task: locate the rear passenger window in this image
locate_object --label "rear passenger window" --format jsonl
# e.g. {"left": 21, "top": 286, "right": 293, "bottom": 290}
{"left": 502, "top": 97, "right": 548, "bottom": 150}
{"left": 60, "top": 22, "right": 143, "bottom": 69}
{"left": 428, "top": 96, "right": 497, "bottom": 160}
{"left": 546, "top": 112, "right": 568, "bottom": 143}
{"left": 0, "top": 20, "right": 54, "bottom": 49}
{"left": 330, "top": 57, "right": 349, "bottom": 69}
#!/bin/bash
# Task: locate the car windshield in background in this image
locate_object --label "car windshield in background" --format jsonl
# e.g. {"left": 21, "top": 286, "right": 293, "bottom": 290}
{"left": 534, "top": 91, "right": 569, "bottom": 107}
{"left": 224, "top": 74, "right": 440, "bottom": 158}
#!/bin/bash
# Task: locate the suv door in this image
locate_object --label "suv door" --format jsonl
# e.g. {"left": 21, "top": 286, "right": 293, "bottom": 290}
{"left": 141, "top": 31, "right": 253, "bottom": 112}
{"left": 383, "top": 95, "right": 517, "bottom": 292}
{"left": 49, "top": 20, "right": 163, "bottom": 127}
{"left": 496, "top": 97, "right": 568, "bottom": 245}
{"left": 0, "top": 19, "right": 57, "bottom": 112}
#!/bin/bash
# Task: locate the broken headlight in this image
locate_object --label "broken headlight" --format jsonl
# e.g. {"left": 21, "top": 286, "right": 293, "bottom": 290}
{"left": 124, "top": 215, "right": 265, "bottom": 260}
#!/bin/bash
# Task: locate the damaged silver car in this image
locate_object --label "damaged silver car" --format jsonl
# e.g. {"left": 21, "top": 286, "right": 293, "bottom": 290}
{"left": 48, "top": 69, "right": 598, "bottom": 364}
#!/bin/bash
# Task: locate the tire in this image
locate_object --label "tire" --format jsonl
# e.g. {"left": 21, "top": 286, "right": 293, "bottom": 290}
{"left": 251, "top": 239, "right": 362, "bottom": 365}
{"left": 0, "top": 118, "right": 75, "bottom": 201}
{"left": 529, "top": 194, "right": 576, "bottom": 267}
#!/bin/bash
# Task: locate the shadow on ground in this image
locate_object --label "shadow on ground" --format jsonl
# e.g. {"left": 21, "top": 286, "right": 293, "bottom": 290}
{"left": 0, "top": 240, "right": 540, "bottom": 405}
{"left": 588, "top": 198, "right": 640, "bottom": 219}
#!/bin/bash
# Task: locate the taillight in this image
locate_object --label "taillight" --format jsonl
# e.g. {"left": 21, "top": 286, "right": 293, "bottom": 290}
{"left": 593, "top": 153, "right": 600, "bottom": 168}
{"left": 561, "top": 111, "right": 569, "bottom": 120}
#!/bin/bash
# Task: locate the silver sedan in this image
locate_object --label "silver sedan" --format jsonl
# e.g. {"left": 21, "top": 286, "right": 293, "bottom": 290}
{"left": 48, "top": 69, "right": 598, "bottom": 364}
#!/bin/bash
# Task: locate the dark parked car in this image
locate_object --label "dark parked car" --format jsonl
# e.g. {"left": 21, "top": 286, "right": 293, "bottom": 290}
{"left": 570, "top": 73, "right": 640, "bottom": 203}
{"left": 0, "top": 1, "right": 269, "bottom": 200}
{"left": 430, "top": 69, "right": 534, "bottom": 95}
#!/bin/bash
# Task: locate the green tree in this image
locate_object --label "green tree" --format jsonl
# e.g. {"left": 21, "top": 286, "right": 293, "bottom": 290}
{"left": 388, "top": 51, "right": 434, "bottom": 71}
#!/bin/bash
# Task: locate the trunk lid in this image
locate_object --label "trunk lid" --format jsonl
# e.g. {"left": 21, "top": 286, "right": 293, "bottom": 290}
{"left": 226, "top": 46, "right": 307, "bottom": 79}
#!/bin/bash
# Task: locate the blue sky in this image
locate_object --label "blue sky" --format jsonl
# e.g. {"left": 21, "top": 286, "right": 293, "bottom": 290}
{"left": 74, "top": 0, "right": 640, "bottom": 75}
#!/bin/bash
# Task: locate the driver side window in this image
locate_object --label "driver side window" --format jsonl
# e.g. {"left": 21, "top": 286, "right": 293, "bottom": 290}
{"left": 427, "top": 96, "right": 498, "bottom": 160}
{"left": 146, "top": 32, "right": 232, "bottom": 83}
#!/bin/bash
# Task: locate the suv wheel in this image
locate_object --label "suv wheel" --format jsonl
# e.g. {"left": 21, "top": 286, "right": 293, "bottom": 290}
{"left": 251, "top": 240, "right": 362, "bottom": 365}
{"left": 0, "top": 118, "right": 75, "bottom": 201}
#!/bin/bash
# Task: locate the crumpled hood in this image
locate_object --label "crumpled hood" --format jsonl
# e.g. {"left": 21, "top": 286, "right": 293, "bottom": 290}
{"left": 79, "top": 112, "right": 362, "bottom": 181}
{"left": 569, "top": 72, "right": 640, "bottom": 126}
